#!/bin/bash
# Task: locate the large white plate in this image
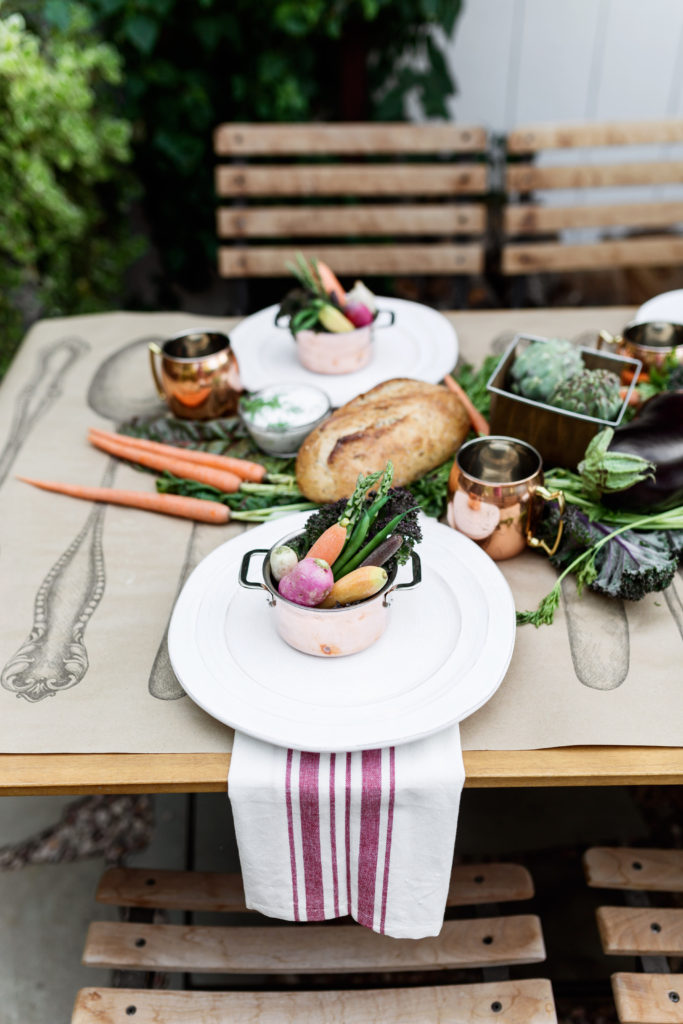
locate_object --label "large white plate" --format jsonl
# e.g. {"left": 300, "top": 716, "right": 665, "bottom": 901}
{"left": 229, "top": 297, "right": 458, "bottom": 407}
{"left": 634, "top": 289, "right": 683, "bottom": 325}
{"left": 168, "top": 513, "right": 515, "bottom": 751}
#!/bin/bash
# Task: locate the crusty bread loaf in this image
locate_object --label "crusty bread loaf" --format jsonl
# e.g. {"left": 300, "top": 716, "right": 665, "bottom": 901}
{"left": 296, "top": 378, "right": 469, "bottom": 502}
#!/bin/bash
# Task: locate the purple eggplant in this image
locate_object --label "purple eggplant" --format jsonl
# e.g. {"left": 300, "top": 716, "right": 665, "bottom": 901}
{"left": 603, "top": 391, "right": 683, "bottom": 512}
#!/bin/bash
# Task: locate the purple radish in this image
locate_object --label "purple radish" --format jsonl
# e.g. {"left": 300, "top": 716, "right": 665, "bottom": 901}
{"left": 278, "top": 557, "right": 333, "bottom": 606}
{"left": 344, "top": 301, "right": 374, "bottom": 328}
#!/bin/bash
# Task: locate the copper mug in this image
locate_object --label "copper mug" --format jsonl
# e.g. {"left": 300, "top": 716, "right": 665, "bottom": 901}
{"left": 148, "top": 330, "right": 241, "bottom": 419}
{"left": 447, "top": 436, "right": 564, "bottom": 560}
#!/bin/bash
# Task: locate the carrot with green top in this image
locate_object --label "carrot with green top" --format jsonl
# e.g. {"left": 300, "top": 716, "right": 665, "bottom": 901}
{"left": 17, "top": 478, "right": 231, "bottom": 523}
{"left": 88, "top": 428, "right": 266, "bottom": 482}
{"left": 443, "top": 373, "right": 490, "bottom": 436}
{"left": 88, "top": 432, "right": 241, "bottom": 492}
{"left": 305, "top": 522, "right": 347, "bottom": 565}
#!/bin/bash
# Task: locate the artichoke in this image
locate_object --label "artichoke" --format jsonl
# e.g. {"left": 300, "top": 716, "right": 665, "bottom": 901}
{"left": 548, "top": 368, "right": 622, "bottom": 421}
{"left": 508, "top": 338, "right": 583, "bottom": 402}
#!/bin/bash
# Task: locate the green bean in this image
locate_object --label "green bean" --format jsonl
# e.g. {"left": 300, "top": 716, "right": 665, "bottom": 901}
{"left": 339, "top": 506, "right": 419, "bottom": 577}
{"left": 333, "top": 495, "right": 390, "bottom": 579}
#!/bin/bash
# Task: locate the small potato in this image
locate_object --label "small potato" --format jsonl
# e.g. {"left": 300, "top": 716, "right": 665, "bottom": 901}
{"left": 278, "top": 557, "right": 333, "bottom": 607}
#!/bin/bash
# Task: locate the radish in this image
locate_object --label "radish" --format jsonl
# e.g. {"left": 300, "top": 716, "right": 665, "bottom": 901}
{"left": 344, "top": 301, "right": 374, "bottom": 328}
{"left": 278, "top": 557, "right": 333, "bottom": 606}
{"left": 345, "top": 280, "right": 377, "bottom": 314}
{"left": 270, "top": 545, "right": 299, "bottom": 582}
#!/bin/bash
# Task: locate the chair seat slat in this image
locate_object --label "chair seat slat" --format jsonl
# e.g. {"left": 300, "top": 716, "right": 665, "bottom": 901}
{"left": 216, "top": 164, "right": 487, "bottom": 198}
{"left": 214, "top": 122, "right": 488, "bottom": 156}
{"left": 597, "top": 907, "right": 683, "bottom": 957}
{"left": 96, "top": 862, "right": 533, "bottom": 913}
{"left": 217, "top": 203, "right": 486, "bottom": 238}
{"left": 612, "top": 972, "right": 683, "bottom": 1024}
{"left": 504, "top": 201, "right": 683, "bottom": 235}
{"left": 502, "top": 236, "right": 683, "bottom": 274}
{"left": 72, "top": 978, "right": 558, "bottom": 1024}
{"left": 218, "top": 243, "right": 484, "bottom": 277}
{"left": 83, "top": 915, "right": 546, "bottom": 974}
{"left": 507, "top": 161, "right": 683, "bottom": 192}
{"left": 584, "top": 848, "right": 683, "bottom": 893}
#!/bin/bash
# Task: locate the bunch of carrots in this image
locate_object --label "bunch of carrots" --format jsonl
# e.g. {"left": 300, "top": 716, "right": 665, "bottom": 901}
{"left": 18, "top": 428, "right": 316, "bottom": 524}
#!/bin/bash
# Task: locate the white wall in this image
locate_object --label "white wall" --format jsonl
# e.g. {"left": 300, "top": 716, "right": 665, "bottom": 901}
{"left": 436, "top": 0, "right": 683, "bottom": 217}
{"left": 444, "top": 0, "right": 683, "bottom": 131}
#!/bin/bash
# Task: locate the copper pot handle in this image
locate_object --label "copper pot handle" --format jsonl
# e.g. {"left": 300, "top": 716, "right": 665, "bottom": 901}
{"left": 526, "top": 487, "right": 565, "bottom": 557}
{"left": 148, "top": 342, "right": 166, "bottom": 401}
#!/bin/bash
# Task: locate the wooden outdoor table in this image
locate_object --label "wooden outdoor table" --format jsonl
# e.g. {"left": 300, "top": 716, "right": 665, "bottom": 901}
{"left": 0, "top": 306, "right": 681, "bottom": 795}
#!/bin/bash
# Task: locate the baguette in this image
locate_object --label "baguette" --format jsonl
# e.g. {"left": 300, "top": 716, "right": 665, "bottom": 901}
{"left": 295, "top": 378, "right": 469, "bottom": 502}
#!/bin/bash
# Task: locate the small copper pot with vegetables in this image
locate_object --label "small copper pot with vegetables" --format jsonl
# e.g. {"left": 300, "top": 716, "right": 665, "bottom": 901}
{"left": 239, "top": 462, "right": 422, "bottom": 657}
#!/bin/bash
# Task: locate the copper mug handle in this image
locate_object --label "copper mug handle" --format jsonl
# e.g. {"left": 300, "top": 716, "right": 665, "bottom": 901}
{"left": 148, "top": 342, "right": 166, "bottom": 400}
{"left": 526, "top": 486, "right": 565, "bottom": 556}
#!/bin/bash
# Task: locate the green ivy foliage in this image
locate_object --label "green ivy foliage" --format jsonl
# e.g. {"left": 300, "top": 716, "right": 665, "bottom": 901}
{"left": 69, "top": 0, "right": 462, "bottom": 295}
{"left": 0, "top": 3, "right": 141, "bottom": 377}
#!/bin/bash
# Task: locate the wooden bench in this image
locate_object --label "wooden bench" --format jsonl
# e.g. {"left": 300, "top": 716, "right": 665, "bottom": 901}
{"left": 71, "top": 861, "right": 558, "bottom": 1023}
{"left": 501, "top": 119, "right": 683, "bottom": 297}
{"left": 584, "top": 846, "right": 683, "bottom": 1024}
{"left": 214, "top": 122, "right": 489, "bottom": 281}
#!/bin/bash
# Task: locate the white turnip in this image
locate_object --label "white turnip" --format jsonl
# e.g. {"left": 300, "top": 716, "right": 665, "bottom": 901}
{"left": 269, "top": 545, "right": 299, "bottom": 582}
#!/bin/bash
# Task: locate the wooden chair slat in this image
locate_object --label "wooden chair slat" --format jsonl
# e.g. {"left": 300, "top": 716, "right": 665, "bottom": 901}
{"left": 596, "top": 907, "right": 683, "bottom": 957}
{"left": 507, "top": 119, "right": 683, "bottom": 152}
{"left": 214, "top": 122, "right": 488, "bottom": 155}
{"left": 215, "top": 164, "right": 487, "bottom": 198}
{"left": 504, "top": 201, "right": 683, "bottom": 235}
{"left": 96, "top": 862, "right": 534, "bottom": 913}
{"left": 501, "top": 236, "right": 683, "bottom": 275}
{"left": 611, "top": 972, "right": 683, "bottom": 1024}
{"left": 507, "top": 161, "right": 683, "bottom": 192}
{"left": 82, "top": 915, "right": 546, "bottom": 974}
{"left": 72, "top": 978, "right": 558, "bottom": 1024}
{"left": 584, "top": 848, "right": 683, "bottom": 893}
{"left": 216, "top": 203, "right": 487, "bottom": 238}
{"left": 218, "top": 243, "right": 484, "bottom": 278}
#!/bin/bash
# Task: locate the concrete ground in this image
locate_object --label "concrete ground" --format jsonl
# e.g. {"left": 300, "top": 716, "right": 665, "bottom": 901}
{"left": 0, "top": 786, "right": 663, "bottom": 1024}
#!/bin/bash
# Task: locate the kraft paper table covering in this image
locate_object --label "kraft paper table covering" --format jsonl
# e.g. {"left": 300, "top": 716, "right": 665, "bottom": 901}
{"left": 0, "top": 308, "right": 680, "bottom": 755}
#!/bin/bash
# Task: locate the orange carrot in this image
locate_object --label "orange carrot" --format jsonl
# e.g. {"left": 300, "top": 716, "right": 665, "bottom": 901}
{"left": 314, "top": 259, "right": 346, "bottom": 305}
{"left": 88, "top": 433, "right": 241, "bottom": 492}
{"left": 620, "top": 386, "right": 642, "bottom": 408}
{"left": 621, "top": 367, "right": 649, "bottom": 386}
{"left": 17, "top": 478, "right": 230, "bottom": 523}
{"left": 305, "top": 522, "right": 347, "bottom": 565}
{"left": 88, "top": 427, "right": 266, "bottom": 482}
{"left": 443, "top": 374, "right": 490, "bottom": 435}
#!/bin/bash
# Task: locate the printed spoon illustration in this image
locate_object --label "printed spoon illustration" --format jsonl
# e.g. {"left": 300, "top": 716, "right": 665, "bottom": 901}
{"left": 0, "top": 336, "right": 88, "bottom": 489}
{"left": 2, "top": 336, "right": 164, "bottom": 702}
{"left": 561, "top": 577, "right": 630, "bottom": 690}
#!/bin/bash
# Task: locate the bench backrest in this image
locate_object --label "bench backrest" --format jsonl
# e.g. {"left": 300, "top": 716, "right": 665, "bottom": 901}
{"left": 214, "top": 122, "right": 489, "bottom": 279}
{"left": 502, "top": 119, "right": 683, "bottom": 276}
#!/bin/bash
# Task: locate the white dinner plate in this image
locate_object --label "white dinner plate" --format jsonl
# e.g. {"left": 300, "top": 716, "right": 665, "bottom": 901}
{"left": 633, "top": 289, "right": 683, "bottom": 325}
{"left": 229, "top": 297, "right": 458, "bottom": 407}
{"left": 168, "top": 513, "right": 515, "bottom": 751}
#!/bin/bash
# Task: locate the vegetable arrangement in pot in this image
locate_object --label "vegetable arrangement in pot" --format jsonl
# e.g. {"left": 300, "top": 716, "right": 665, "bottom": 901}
{"left": 272, "top": 461, "right": 421, "bottom": 609}
{"left": 240, "top": 462, "right": 422, "bottom": 658}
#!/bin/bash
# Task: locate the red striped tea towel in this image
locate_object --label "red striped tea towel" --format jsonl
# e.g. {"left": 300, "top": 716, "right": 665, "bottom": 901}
{"left": 228, "top": 724, "right": 464, "bottom": 939}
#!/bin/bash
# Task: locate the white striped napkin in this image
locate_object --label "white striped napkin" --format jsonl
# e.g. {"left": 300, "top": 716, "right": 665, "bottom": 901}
{"left": 228, "top": 724, "right": 464, "bottom": 939}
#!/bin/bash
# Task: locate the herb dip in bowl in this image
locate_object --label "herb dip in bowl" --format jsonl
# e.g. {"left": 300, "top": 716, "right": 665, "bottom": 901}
{"left": 239, "top": 383, "right": 331, "bottom": 456}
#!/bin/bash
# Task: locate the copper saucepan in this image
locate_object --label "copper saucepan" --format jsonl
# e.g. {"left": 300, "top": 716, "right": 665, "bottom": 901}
{"left": 598, "top": 321, "right": 683, "bottom": 371}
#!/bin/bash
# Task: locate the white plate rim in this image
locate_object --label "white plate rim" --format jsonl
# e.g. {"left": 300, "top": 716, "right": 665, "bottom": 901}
{"left": 229, "top": 296, "right": 458, "bottom": 407}
{"left": 168, "top": 513, "right": 516, "bottom": 751}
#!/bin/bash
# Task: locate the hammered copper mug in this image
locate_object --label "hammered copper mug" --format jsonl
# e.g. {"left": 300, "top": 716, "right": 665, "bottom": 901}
{"left": 148, "top": 330, "right": 241, "bottom": 419}
{"left": 447, "top": 436, "right": 564, "bottom": 560}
